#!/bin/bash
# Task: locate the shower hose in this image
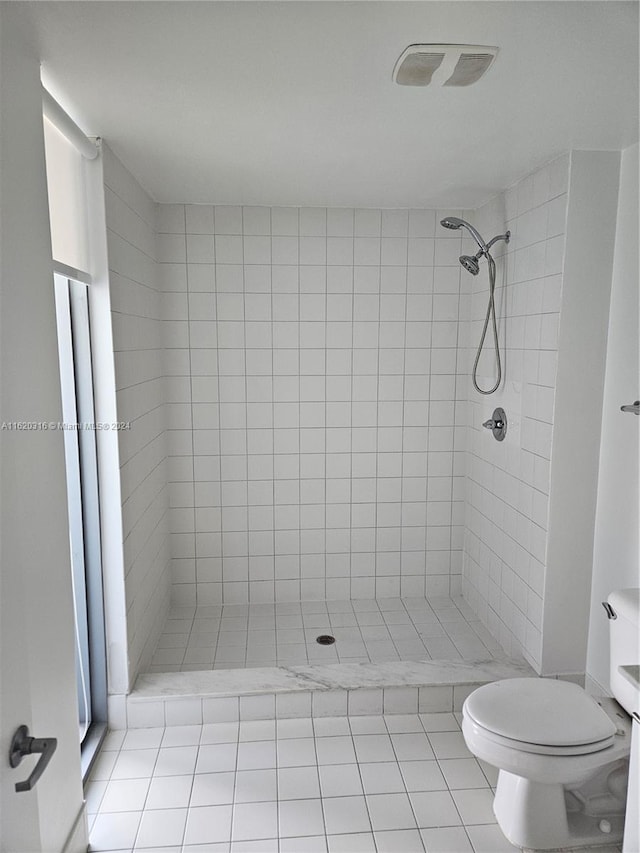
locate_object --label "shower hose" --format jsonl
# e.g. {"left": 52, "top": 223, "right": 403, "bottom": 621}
{"left": 472, "top": 252, "right": 502, "bottom": 395}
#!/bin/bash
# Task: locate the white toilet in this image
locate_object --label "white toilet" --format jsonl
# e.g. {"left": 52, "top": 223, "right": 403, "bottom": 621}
{"left": 462, "top": 588, "right": 639, "bottom": 851}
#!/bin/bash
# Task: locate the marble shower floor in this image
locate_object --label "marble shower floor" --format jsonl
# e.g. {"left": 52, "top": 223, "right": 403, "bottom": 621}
{"left": 146, "top": 596, "right": 502, "bottom": 674}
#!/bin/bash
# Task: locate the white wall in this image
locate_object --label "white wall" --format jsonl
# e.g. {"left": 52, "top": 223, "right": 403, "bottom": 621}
{"left": 462, "top": 152, "right": 623, "bottom": 677}
{"left": 541, "top": 151, "right": 620, "bottom": 676}
{"left": 158, "top": 205, "right": 467, "bottom": 606}
{"left": 0, "top": 8, "right": 86, "bottom": 849}
{"left": 104, "top": 147, "right": 171, "bottom": 685}
{"left": 587, "top": 143, "right": 639, "bottom": 693}
{"left": 462, "top": 154, "right": 570, "bottom": 670}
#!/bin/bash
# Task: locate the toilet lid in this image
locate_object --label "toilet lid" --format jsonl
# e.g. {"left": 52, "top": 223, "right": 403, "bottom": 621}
{"left": 463, "top": 678, "right": 617, "bottom": 748}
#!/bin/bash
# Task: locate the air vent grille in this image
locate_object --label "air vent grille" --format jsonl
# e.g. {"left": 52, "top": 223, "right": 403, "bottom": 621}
{"left": 393, "top": 44, "right": 498, "bottom": 87}
{"left": 394, "top": 52, "right": 445, "bottom": 86}
{"left": 443, "top": 53, "right": 495, "bottom": 87}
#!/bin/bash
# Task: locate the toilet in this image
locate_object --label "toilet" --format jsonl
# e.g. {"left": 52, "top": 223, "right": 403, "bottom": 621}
{"left": 462, "top": 588, "right": 639, "bottom": 851}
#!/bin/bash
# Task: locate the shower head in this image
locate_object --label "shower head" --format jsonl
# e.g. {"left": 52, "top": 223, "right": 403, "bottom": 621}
{"left": 439, "top": 216, "right": 487, "bottom": 253}
{"left": 460, "top": 254, "right": 481, "bottom": 275}
{"left": 440, "top": 219, "right": 510, "bottom": 277}
{"left": 440, "top": 216, "right": 466, "bottom": 230}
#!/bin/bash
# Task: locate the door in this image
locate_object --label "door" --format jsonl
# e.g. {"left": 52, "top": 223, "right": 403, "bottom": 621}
{"left": 54, "top": 273, "right": 108, "bottom": 755}
{"left": 0, "top": 9, "right": 88, "bottom": 851}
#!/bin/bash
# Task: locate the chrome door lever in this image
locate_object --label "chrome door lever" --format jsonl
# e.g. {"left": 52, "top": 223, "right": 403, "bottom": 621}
{"left": 9, "top": 725, "right": 57, "bottom": 792}
{"left": 620, "top": 401, "right": 640, "bottom": 415}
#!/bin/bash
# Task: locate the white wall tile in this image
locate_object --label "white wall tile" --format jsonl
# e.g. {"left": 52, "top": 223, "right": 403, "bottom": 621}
{"left": 461, "top": 154, "right": 569, "bottom": 671}
{"left": 165, "top": 698, "right": 204, "bottom": 726}
{"left": 242, "top": 206, "right": 271, "bottom": 235}
{"left": 158, "top": 205, "right": 463, "bottom": 606}
{"left": 106, "top": 151, "right": 171, "bottom": 689}
{"left": 185, "top": 204, "right": 214, "bottom": 235}
{"left": 127, "top": 700, "right": 166, "bottom": 729}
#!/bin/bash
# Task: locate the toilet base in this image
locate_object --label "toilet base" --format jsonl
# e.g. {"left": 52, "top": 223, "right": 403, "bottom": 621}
{"left": 494, "top": 769, "right": 626, "bottom": 850}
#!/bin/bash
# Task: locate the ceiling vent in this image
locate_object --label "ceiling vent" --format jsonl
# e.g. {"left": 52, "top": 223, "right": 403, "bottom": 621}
{"left": 393, "top": 44, "right": 498, "bottom": 87}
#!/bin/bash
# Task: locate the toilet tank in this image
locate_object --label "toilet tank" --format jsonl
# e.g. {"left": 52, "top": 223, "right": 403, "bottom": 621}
{"left": 607, "top": 588, "right": 640, "bottom": 717}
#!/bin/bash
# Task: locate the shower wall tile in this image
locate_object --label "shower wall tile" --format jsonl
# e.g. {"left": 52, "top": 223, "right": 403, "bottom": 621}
{"left": 158, "top": 206, "right": 467, "bottom": 606}
{"left": 460, "top": 153, "right": 570, "bottom": 672}
{"left": 104, "top": 145, "right": 172, "bottom": 686}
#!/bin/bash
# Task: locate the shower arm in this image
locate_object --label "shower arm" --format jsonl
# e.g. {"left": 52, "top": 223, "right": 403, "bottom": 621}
{"left": 461, "top": 226, "right": 510, "bottom": 259}
{"left": 485, "top": 232, "right": 510, "bottom": 253}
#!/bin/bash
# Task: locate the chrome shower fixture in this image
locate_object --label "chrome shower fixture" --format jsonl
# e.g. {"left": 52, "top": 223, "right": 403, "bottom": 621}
{"left": 439, "top": 217, "right": 510, "bottom": 396}
{"left": 459, "top": 252, "right": 482, "bottom": 276}
{"left": 440, "top": 216, "right": 488, "bottom": 254}
{"left": 439, "top": 216, "right": 510, "bottom": 268}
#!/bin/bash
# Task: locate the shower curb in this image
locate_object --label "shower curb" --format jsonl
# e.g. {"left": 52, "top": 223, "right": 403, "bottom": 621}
{"left": 110, "top": 657, "right": 535, "bottom": 729}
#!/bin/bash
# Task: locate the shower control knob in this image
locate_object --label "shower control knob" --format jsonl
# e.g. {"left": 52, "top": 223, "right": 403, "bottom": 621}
{"left": 482, "top": 408, "right": 507, "bottom": 441}
{"left": 482, "top": 417, "right": 503, "bottom": 429}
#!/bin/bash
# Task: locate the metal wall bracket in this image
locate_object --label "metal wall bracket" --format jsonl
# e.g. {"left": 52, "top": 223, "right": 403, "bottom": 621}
{"left": 620, "top": 401, "right": 640, "bottom": 415}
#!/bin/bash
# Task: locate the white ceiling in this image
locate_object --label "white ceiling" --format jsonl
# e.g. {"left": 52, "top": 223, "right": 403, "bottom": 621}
{"left": 17, "top": 1, "right": 639, "bottom": 208}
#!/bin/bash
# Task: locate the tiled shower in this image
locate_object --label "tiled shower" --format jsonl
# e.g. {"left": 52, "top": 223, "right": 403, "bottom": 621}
{"left": 106, "top": 146, "right": 570, "bottom": 686}
{"left": 160, "top": 203, "right": 468, "bottom": 606}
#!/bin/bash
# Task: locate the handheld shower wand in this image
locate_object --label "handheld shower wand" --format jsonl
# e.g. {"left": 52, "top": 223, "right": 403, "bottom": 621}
{"left": 440, "top": 216, "right": 488, "bottom": 253}
{"left": 439, "top": 217, "right": 510, "bottom": 395}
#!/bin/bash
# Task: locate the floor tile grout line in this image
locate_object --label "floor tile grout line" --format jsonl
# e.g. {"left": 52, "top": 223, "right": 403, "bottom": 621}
{"left": 342, "top": 715, "right": 376, "bottom": 845}
{"left": 88, "top": 715, "right": 517, "bottom": 853}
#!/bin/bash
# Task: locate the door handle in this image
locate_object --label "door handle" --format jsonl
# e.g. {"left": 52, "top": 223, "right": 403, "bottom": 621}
{"left": 9, "top": 725, "right": 57, "bottom": 792}
{"left": 620, "top": 400, "right": 640, "bottom": 415}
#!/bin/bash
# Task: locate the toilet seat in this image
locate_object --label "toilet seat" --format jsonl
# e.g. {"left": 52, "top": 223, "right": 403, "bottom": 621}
{"left": 463, "top": 678, "right": 617, "bottom": 751}
{"left": 465, "top": 716, "right": 615, "bottom": 756}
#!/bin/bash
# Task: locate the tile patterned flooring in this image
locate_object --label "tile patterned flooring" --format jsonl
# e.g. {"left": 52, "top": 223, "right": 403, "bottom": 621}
{"left": 146, "top": 596, "right": 502, "bottom": 673}
{"left": 87, "top": 710, "right": 523, "bottom": 853}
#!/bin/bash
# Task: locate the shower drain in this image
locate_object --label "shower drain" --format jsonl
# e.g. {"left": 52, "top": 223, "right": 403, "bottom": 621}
{"left": 316, "top": 634, "right": 336, "bottom": 645}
